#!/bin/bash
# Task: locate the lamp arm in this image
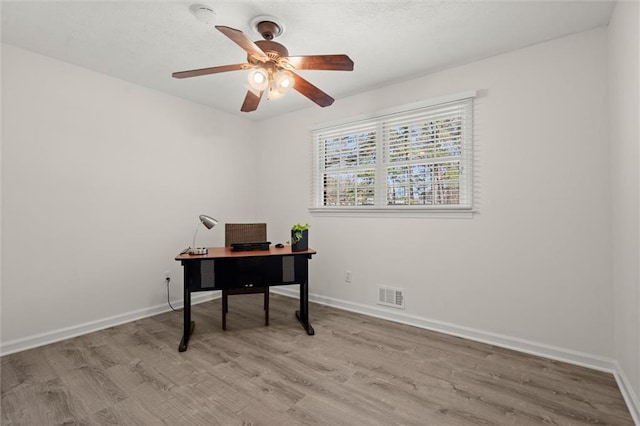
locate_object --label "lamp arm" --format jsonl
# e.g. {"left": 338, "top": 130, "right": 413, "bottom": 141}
{"left": 192, "top": 224, "right": 201, "bottom": 249}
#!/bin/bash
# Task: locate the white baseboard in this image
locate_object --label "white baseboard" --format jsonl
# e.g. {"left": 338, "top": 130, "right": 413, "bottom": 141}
{"left": 613, "top": 360, "right": 640, "bottom": 425}
{"left": 273, "top": 288, "right": 617, "bottom": 371}
{"left": 0, "top": 292, "right": 219, "bottom": 356}
{"left": 273, "top": 287, "right": 639, "bottom": 424}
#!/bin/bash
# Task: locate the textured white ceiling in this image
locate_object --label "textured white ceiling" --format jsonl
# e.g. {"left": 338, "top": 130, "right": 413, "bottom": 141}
{"left": 1, "top": 1, "right": 615, "bottom": 121}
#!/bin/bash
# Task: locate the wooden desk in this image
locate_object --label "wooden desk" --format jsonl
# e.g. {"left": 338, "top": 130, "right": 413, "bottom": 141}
{"left": 175, "top": 246, "right": 316, "bottom": 352}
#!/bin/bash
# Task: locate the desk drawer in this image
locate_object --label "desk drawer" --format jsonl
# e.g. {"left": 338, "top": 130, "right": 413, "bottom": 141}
{"left": 215, "top": 257, "right": 280, "bottom": 289}
{"left": 186, "top": 256, "right": 307, "bottom": 291}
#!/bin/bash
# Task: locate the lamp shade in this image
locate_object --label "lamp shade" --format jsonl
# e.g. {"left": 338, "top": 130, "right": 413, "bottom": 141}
{"left": 199, "top": 215, "right": 218, "bottom": 229}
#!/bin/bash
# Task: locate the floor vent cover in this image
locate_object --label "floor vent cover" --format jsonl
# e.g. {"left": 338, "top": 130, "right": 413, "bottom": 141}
{"left": 377, "top": 286, "right": 405, "bottom": 309}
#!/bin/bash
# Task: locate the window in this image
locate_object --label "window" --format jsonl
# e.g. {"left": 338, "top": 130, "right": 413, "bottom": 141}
{"left": 311, "top": 92, "right": 475, "bottom": 216}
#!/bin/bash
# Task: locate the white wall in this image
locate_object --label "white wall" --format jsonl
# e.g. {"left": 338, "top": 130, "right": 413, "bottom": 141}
{"left": 256, "top": 28, "right": 613, "bottom": 359}
{"left": 609, "top": 0, "right": 640, "bottom": 410}
{"left": 1, "top": 44, "right": 259, "bottom": 349}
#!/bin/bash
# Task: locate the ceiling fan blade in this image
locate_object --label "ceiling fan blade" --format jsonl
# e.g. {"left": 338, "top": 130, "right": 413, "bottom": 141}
{"left": 241, "top": 89, "right": 263, "bottom": 112}
{"left": 172, "top": 63, "right": 249, "bottom": 79}
{"left": 286, "top": 55, "right": 354, "bottom": 71}
{"left": 291, "top": 72, "right": 335, "bottom": 107}
{"left": 215, "top": 26, "right": 269, "bottom": 62}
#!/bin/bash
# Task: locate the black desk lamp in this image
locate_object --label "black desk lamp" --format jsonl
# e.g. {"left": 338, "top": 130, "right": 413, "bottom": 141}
{"left": 188, "top": 214, "right": 218, "bottom": 255}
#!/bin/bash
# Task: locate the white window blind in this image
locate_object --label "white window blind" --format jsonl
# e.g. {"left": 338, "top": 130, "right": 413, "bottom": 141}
{"left": 383, "top": 100, "right": 473, "bottom": 208}
{"left": 314, "top": 121, "right": 378, "bottom": 207}
{"left": 311, "top": 93, "right": 474, "bottom": 216}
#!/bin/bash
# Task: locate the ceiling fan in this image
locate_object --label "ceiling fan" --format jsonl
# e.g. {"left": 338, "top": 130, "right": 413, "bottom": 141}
{"left": 172, "top": 19, "right": 354, "bottom": 112}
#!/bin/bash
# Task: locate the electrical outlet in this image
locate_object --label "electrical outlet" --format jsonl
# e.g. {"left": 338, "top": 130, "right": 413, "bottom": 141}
{"left": 164, "top": 270, "right": 171, "bottom": 282}
{"left": 345, "top": 270, "right": 352, "bottom": 283}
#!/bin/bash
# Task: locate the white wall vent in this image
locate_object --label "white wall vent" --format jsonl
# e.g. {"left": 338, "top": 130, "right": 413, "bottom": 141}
{"left": 377, "top": 286, "right": 405, "bottom": 309}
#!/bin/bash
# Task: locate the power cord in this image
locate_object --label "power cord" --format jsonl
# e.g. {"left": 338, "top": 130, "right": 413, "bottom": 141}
{"left": 166, "top": 277, "right": 180, "bottom": 312}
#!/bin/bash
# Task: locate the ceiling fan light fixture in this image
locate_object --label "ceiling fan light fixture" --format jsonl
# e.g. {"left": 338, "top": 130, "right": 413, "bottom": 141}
{"left": 248, "top": 68, "right": 269, "bottom": 91}
{"left": 173, "top": 22, "right": 353, "bottom": 112}
{"left": 274, "top": 70, "right": 294, "bottom": 94}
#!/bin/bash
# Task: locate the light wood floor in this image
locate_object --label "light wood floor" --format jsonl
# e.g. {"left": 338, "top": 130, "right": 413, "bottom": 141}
{"left": 1, "top": 294, "right": 634, "bottom": 425}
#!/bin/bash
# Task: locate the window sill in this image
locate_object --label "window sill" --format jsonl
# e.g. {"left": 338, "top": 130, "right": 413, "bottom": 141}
{"left": 309, "top": 207, "right": 474, "bottom": 219}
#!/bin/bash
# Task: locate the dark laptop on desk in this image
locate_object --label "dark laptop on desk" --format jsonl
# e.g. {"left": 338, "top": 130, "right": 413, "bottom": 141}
{"left": 231, "top": 241, "right": 271, "bottom": 251}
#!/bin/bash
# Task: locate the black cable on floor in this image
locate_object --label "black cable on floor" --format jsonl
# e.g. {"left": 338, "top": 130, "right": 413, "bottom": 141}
{"left": 166, "top": 278, "right": 180, "bottom": 312}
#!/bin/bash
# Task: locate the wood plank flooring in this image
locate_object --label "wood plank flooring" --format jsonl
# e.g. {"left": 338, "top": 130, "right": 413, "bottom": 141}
{"left": 1, "top": 294, "right": 634, "bottom": 425}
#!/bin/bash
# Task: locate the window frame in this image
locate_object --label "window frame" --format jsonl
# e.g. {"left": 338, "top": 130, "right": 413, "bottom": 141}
{"left": 310, "top": 91, "right": 476, "bottom": 218}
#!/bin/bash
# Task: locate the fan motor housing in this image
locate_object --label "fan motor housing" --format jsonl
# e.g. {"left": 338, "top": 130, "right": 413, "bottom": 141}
{"left": 251, "top": 40, "right": 289, "bottom": 62}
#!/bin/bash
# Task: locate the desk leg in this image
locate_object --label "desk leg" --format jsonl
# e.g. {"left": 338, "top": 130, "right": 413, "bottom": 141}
{"left": 179, "top": 283, "right": 194, "bottom": 352}
{"left": 296, "top": 280, "right": 315, "bottom": 335}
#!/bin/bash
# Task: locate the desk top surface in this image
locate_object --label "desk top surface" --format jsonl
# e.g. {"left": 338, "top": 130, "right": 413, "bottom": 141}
{"left": 175, "top": 246, "right": 316, "bottom": 261}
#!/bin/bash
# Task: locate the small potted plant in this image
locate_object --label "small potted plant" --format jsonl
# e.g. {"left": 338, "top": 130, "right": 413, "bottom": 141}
{"left": 290, "top": 223, "right": 310, "bottom": 252}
